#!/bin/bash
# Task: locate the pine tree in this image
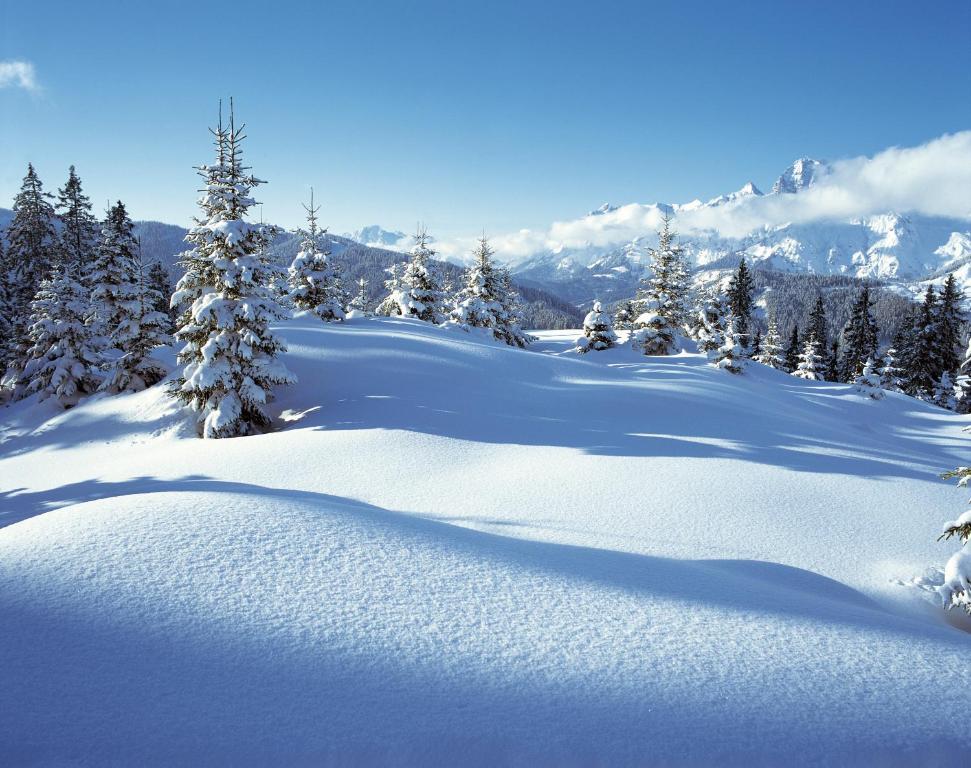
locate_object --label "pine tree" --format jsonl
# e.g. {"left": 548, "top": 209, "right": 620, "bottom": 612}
{"left": 375, "top": 263, "right": 404, "bottom": 316}
{"left": 933, "top": 371, "right": 957, "bottom": 410}
{"left": 936, "top": 466, "right": 971, "bottom": 613}
{"left": 784, "top": 325, "right": 801, "bottom": 373}
{"left": 878, "top": 346, "right": 903, "bottom": 393}
{"left": 632, "top": 215, "right": 689, "bottom": 356}
{"left": 19, "top": 267, "right": 101, "bottom": 405}
{"left": 2, "top": 164, "right": 56, "bottom": 377}
{"left": 712, "top": 315, "right": 745, "bottom": 373}
{"left": 853, "top": 356, "right": 884, "bottom": 399}
{"left": 394, "top": 226, "right": 447, "bottom": 323}
{"left": 147, "top": 261, "right": 173, "bottom": 318}
{"left": 576, "top": 301, "right": 618, "bottom": 353}
{"left": 792, "top": 336, "right": 825, "bottom": 380}
{"left": 825, "top": 338, "right": 841, "bottom": 382}
{"left": 695, "top": 289, "right": 728, "bottom": 358}
{"left": 753, "top": 312, "right": 785, "bottom": 369}
{"left": 727, "top": 257, "right": 755, "bottom": 351}
{"left": 287, "top": 190, "right": 345, "bottom": 322}
{"left": 349, "top": 276, "right": 370, "bottom": 314}
{"left": 613, "top": 298, "right": 638, "bottom": 332}
{"left": 936, "top": 273, "right": 964, "bottom": 377}
{"left": 750, "top": 328, "right": 762, "bottom": 359}
{"left": 90, "top": 201, "right": 138, "bottom": 335}
{"left": 100, "top": 246, "right": 172, "bottom": 393}
{"left": 807, "top": 296, "right": 828, "bottom": 374}
{"left": 839, "top": 284, "right": 878, "bottom": 381}
{"left": 56, "top": 165, "right": 99, "bottom": 278}
{"left": 451, "top": 235, "right": 531, "bottom": 347}
{"left": 170, "top": 103, "right": 296, "bottom": 438}
{"left": 900, "top": 287, "right": 941, "bottom": 398}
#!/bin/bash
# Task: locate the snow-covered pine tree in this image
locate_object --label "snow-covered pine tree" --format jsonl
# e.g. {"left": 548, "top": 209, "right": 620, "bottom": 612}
{"left": 712, "top": 315, "right": 745, "bottom": 373}
{"left": 90, "top": 200, "right": 138, "bottom": 335}
{"left": 169, "top": 102, "right": 296, "bottom": 438}
{"left": 806, "top": 296, "right": 829, "bottom": 377}
{"left": 955, "top": 339, "right": 971, "bottom": 414}
{"left": 792, "top": 335, "right": 825, "bottom": 380}
{"left": 727, "top": 257, "right": 755, "bottom": 352}
{"left": 394, "top": 226, "right": 447, "bottom": 323}
{"left": 825, "top": 338, "right": 841, "bottom": 382}
{"left": 838, "top": 284, "right": 878, "bottom": 382}
{"left": 100, "top": 245, "right": 172, "bottom": 393}
{"left": 753, "top": 312, "right": 785, "bottom": 369}
{"left": 695, "top": 289, "right": 728, "bottom": 358}
{"left": 375, "top": 263, "right": 404, "bottom": 316}
{"left": 287, "top": 189, "right": 345, "bottom": 322}
{"left": 349, "top": 276, "right": 370, "bottom": 314}
{"left": 1, "top": 164, "right": 57, "bottom": 382}
{"left": 147, "top": 261, "right": 174, "bottom": 318}
{"left": 613, "top": 298, "right": 638, "bottom": 332}
{"left": 936, "top": 273, "right": 964, "bottom": 378}
{"left": 751, "top": 328, "right": 762, "bottom": 359}
{"left": 19, "top": 267, "right": 101, "bottom": 405}
{"left": 451, "top": 235, "right": 531, "bottom": 347}
{"left": 900, "top": 286, "right": 941, "bottom": 399}
{"left": 933, "top": 371, "right": 957, "bottom": 410}
{"left": 784, "top": 325, "right": 801, "bottom": 373}
{"left": 853, "top": 356, "right": 884, "bottom": 399}
{"left": 935, "top": 466, "right": 971, "bottom": 613}
{"left": 632, "top": 214, "right": 688, "bottom": 356}
{"left": 56, "top": 165, "right": 99, "bottom": 279}
{"left": 576, "top": 301, "right": 618, "bottom": 353}
{"left": 878, "top": 346, "right": 903, "bottom": 393}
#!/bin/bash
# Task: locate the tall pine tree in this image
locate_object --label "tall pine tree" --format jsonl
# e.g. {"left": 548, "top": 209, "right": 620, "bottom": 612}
{"left": 56, "top": 165, "right": 99, "bottom": 278}
{"left": 90, "top": 201, "right": 138, "bottom": 336}
{"left": 170, "top": 103, "right": 296, "bottom": 438}
{"left": 754, "top": 312, "right": 785, "bottom": 369}
{"left": 632, "top": 214, "right": 688, "bottom": 356}
{"left": 287, "top": 189, "right": 345, "bottom": 322}
{"left": 727, "top": 257, "right": 755, "bottom": 352}
{"left": 838, "top": 284, "right": 878, "bottom": 382}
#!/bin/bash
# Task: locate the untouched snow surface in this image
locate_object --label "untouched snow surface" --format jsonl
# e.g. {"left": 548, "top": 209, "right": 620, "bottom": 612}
{"left": 3, "top": 316, "right": 971, "bottom": 765}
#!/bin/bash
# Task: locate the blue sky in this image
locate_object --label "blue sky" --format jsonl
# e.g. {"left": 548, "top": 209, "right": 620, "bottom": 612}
{"left": 2, "top": 0, "right": 970, "bottom": 239}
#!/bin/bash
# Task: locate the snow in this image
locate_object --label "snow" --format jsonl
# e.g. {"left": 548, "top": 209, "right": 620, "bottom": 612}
{"left": 3, "top": 316, "right": 971, "bottom": 763}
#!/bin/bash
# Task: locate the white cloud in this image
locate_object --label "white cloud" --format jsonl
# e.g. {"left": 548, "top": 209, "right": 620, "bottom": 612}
{"left": 436, "top": 131, "right": 971, "bottom": 263}
{"left": 0, "top": 60, "right": 39, "bottom": 92}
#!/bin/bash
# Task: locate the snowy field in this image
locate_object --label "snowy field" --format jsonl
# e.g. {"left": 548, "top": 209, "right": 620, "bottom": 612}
{"left": 3, "top": 316, "right": 971, "bottom": 765}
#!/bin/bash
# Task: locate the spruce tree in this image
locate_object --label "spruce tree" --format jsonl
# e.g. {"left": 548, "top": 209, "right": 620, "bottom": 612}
{"left": 576, "top": 301, "right": 618, "bottom": 353}
{"left": 933, "top": 371, "right": 957, "bottom": 410}
{"left": 170, "top": 103, "right": 296, "bottom": 438}
{"left": 349, "top": 276, "right": 370, "bottom": 314}
{"left": 750, "top": 328, "right": 763, "bottom": 359}
{"left": 792, "top": 336, "right": 825, "bottom": 380}
{"left": 451, "top": 235, "right": 531, "bottom": 347}
{"left": 375, "top": 263, "right": 404, "bottom": 317}
{"left": 2, "top": 164, "right": 56, "bottom": 376}
{"left": 712, "top": 315, "right": 745, "bottom": 373}
{"left": 854, "top": 356, "right": 884, "bottom": 399}
{"left": 936, "top": 467, "right": 971, "bottom": 613}
{"left": 632, "top": 215, "right": 688, "bottom": 356}
{"left": 19, "top": 267, "right": 101, "bottom": 405}
{"left": 613, "top": 298, "right": 638, "bottom": 332}
{"left": 56, "top": 165, "right": 99, "bottom": 278}
{"left": 936, "top": 273, "right": 964, "bottom": 377}
{"left": 839, "top": 284, "right": 878, "bottom": 381}
{"left": 784, "top": 325, "right": 801, "bottom": 373}
{"left": 754, "top": 312, "right": 785, "bottom": 369}
{"left": 287, "top": 190, "right": 345, "bottom": 322}
{"left": 807, "top": 296, "right": 828, "bottom": 373}
{"left": 100, "top": 248, "right": 172, "bottom": 393}
{"left": 147, "top": 261, "right": 173, "bottom": 318}
{"left": 825, "top": 338, "right": 841, "bottom": 382}
{"left": 900, "top": 287, "right": 941, "bottom": 398}
{"left": 727, "top": 257, "right": 755, "bottom": 351}
{"left": 394, "top": 226, "right": 447, "bottom": 323}
{"left": 90, "top": 201, "right": 138, "bottom": 336}
{"left": 878, "top": 346, "right": 903, "bottom": 393}
{"left": 695, "top": 289, "right": 728, "bottom": 358}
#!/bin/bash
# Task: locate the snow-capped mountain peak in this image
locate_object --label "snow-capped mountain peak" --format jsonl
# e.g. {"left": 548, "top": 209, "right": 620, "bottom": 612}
{"left": 345, "top": 224, "right": 410, "bottom": 251}
{"left": 771, "top": 157, "right": 827, "bottom": 194}
{"left": 705, "top": 180, "right": 763, "bottom": 207}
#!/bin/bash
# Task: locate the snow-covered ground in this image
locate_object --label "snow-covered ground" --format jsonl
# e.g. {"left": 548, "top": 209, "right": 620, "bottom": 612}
{"left": 3, "top": 316, "right": 971, "bottom": 765}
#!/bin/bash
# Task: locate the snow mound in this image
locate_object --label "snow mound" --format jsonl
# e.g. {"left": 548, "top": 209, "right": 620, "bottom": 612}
{"left": 3, "top": 317, "right": 971, "bottom": 763}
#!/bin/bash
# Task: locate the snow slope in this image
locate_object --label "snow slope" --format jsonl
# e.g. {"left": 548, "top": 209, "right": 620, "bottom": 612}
{"left": 3, "top": 317, "right": 971, "bottom": 764}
